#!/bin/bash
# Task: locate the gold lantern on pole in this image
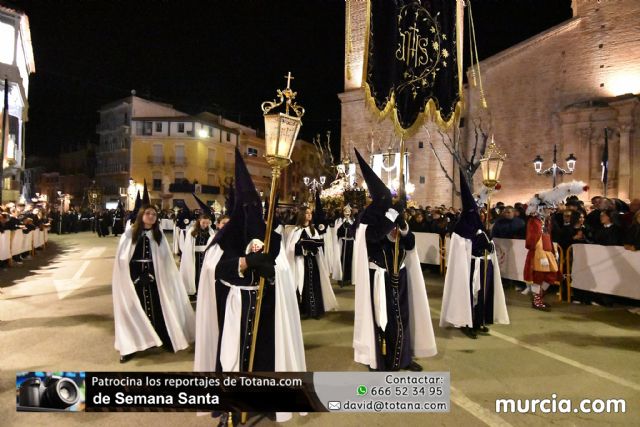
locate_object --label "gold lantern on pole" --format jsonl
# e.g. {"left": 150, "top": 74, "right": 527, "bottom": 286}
{"left": 479, "top": 135, "right": 506, "bottom": 229}
{"left": 247, "top": 72, "right": 304, "bottom": 371}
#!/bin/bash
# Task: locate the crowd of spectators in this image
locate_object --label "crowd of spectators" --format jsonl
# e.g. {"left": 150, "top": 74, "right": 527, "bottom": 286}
{"left": 0, "top": 202, "right": 52, "bottom": 270}
{"left": 269, "top": 196, "right": 640, "bottom": 255}
{"left": 390, "top": 196, "right": 640, "bottom": 253}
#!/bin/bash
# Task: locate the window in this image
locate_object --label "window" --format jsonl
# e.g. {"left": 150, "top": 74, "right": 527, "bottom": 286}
{"left": 175, "top": 145, "right": 185, "bottom": 162}
{"left": 0, "top": 21, "right": 15, "bottom": 65}
{"left": 143, "top": 121, "right": 152, "bottom": 136}
{"left": 418, "top": 141, "right": 424, "bottom": 149}
{"left": 178, "top": 122, "right": 185, "bottom": 133}
{"left": 155, "top": 122, "right": 162, "bottom": 132}
{"left": 419, "top": 176, "right": 425, "bottom": 184}
{"left": 226, "top": 132, "right": 231, "bottom": 142}
{"left": 153, "top": 179, "right": 162, "bottom": 191}
{"left": 247, "top": 147, "right": 258, "bottom": 157}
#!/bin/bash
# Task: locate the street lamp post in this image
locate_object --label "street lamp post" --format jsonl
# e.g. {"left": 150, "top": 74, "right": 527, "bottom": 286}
{"left": 533, "top": 144, "right": 577, "bottom": 188}
{"left": 303, "top": 175, "right": 326, "bottom": 200}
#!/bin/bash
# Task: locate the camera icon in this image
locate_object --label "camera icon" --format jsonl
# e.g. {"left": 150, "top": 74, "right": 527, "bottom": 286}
{"left": 18, "top": 376, "right": 81, "bottom": 411}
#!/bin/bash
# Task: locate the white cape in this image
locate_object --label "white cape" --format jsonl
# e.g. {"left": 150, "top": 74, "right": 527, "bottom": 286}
{"left": 352, "top": 224, "right": 437, "bottom": 369}
{"left": 284, "top": 226, "right": 338, "bottom": 312}
{"left": 324, "top": 224, "right": 334, "bottom": 276}
{"left": 439, "top": 233, "right": 510, "bottom": 328}
{"left": 111, "top": 228, "right": 195, "bottom": 356}
{"left": 179, "top": 226, "right": 216, "bottom": 295}
{"left": 173, "top": 220, "right": 192, "bottom": 254}
{"left": 194, "top": 233, "right": 306, "bottom": 373}
{"left": 330, "top": 219, "right": 343, "bottom": 281}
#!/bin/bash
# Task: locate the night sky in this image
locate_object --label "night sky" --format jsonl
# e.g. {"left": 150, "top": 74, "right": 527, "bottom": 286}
{"left": 8, "top": 0, "right": 572, "bottom": 158}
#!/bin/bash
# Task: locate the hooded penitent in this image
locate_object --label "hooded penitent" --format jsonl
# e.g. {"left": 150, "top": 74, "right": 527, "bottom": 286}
{"left": 440, "top": 170, "right": 510, "bottom": 329}
{"left": 142, "top": 179, "right": 150, "bottom": 207}
{"left": 313, "top": 188, "right": 326, "bottom": 226}
{"left": 224, "top": 182, "right": 235, "bottom": 214}
{"left": 454, "top": 169, "right": 485, "bottom": 240}
{"left": 352, "top": 148, "right": 437, "bottom": 370}
{"left": 127, "top": 191, "right": 141, "bottom": 223}
{"left": 354, "top": 148, "right": 394, "bottom": 235}
{"left": 195, "top": 148, "right": 306, "bottom": 394}
{"left": 192, "top": 193, "right": 213, "bottom": 219}
{"left": 180, "top": 194, "right": 216, "bottom": 296}
{"left": 209, "top": 149, "right": 265, "bottom": 253}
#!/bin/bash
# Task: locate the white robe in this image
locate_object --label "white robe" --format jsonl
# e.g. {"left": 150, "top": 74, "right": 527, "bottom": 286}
{"left": 173, "top": 219, "right": 192, "bottom": 254}
{"left": 324, "top": 224, "right": 335, "bottom": 276}
{"left": 179, "top": 226, "right": 216, "bottom": 295}
{"left": 111, "top": 228, "right": 196, "bottom": 356}
{"left": 440, "top": 233, "right": 510, "bottom": 328}
{"left": 194, "top": 229, "right": 306, "bottom": 372}
{"left": 284, "top": 226, "right": 338, "bottom": 312}
{"left": 352, "top": 224, "right": 437, "bottom": 369}
{"left": 330, "top": 218, "right": 344, "bottom": 281}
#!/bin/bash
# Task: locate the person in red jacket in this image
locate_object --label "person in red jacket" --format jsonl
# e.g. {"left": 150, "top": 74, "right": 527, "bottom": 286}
{"left": 524, "top": 206, "right": 560, "bottom": 310}
{"left": 523, "top": 182, "right": 588, "bottom": 310}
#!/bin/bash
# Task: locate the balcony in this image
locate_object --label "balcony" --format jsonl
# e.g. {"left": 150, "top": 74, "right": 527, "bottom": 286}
{"left": 97, "top": 123, "right": 129, "bottom": 133}
{"left": 201, "top": 185, "right": 220, "bottom": 195}
{"left": 165, "top": 182, "right": 220, "bottom": 195}
{"left": 170, "top": 157, "right": 188, "bottom": 167}
{"left": 207, "top": 159, "right": 221, "bottom": 170}
{"left": 147, "top": 155, "right": 165, "bottom": 166}
{"left": 169, "top": 182, "right": 195, "bottom": 193}
{"left": 97, "top": 141, "right": 130, "bottom": 153}
{"left": 96, "top": 163, "right": 129, "bottom": 174}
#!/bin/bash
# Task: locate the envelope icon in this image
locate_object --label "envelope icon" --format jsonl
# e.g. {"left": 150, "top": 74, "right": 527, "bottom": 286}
{"left": 328, "top": 401, "right": 341, "bottom": 410}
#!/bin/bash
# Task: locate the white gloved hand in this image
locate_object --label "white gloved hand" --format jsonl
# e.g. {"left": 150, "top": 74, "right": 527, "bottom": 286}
{"left": 385, "top": 208, "right": 399, "bottom": 223}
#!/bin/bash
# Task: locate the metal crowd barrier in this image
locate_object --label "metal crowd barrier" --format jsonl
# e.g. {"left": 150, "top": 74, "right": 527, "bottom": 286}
{"left": 564, "top": 245, "right": 574, "bottom": 303}
{"left": 440, "top": 235, "right": 446, "bottom": 275}
{"left": 556, "top": 243, "right": 565, "bottom": 302}
{"left": 1, "top": 228, "right": 50, "bottom": 267}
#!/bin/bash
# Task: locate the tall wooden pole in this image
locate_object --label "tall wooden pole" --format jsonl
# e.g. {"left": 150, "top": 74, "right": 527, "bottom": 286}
{"left": 247, "top": 166, "right": 280, "bottom": 371}
{"left": 393, "top": 136, "right": 406, "bottom": 275}
{"left": 242, "top": 165, "right": 281, "bottom": 426}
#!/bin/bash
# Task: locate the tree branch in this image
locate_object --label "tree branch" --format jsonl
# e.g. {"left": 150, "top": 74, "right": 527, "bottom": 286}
{"left": 429, "top": 142, "right": 458, "bottom": 194}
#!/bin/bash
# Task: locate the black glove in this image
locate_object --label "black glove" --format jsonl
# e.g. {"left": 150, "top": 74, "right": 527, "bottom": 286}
{"left": 395, "top": 214, "right": 407, "bottom": 230}
{"left": 393, "top": 194, "right": 407, "bottom": 214}
{"left": 472, "top": 230, "right": 494, "bottom": 254}
{"left": 245, "top": 252, "right": 275, "bottom": 279}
